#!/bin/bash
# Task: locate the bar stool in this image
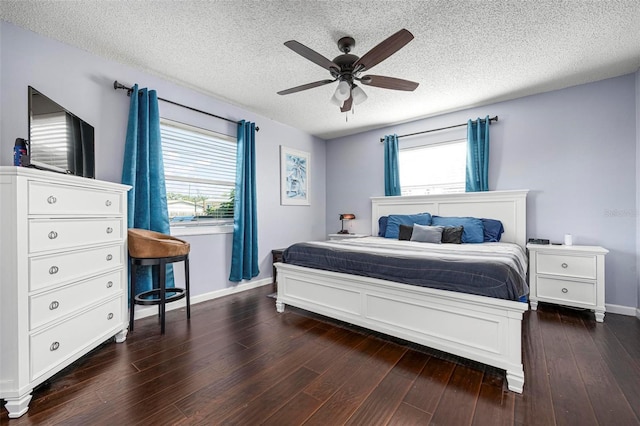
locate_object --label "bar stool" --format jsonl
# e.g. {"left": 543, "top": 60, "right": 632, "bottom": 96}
{"left": 127, "top": 228, "right": 191, "bottom": 334}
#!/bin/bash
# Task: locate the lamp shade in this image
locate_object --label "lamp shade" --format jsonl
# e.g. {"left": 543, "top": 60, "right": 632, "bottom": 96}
{"left": 330, "top": 94, "right": 343, "bottom": 107}
{"left": 351, "top": 85, "right": 367, "bottom": 105}
{"left": 334, "top": 81, "right": 351, "bottom": 101}
{"left": 339, "top": 213, "right": 355, "bottom": 220}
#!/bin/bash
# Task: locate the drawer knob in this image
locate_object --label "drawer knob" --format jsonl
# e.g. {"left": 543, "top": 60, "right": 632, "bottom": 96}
{"left": 47, "top": 195, "right": 57, "bottom": 204}
{"left": 49, "top": 266, "right": 59, "bottom": 275}
{"left": 50, "top": 341, "right": 60, "bottom": 351}
{"left": 48, "top": 231, "right": 58, "bottom": 240}
{"left": 106, "top": 254, "right": 113, "bottom": 261}
{"left": 562, "top": 288, "right": 568, "bottom": 293}
{"left": 107, "top": 313, "right": 114, "bottom": 320}
{"left": 49, "top": 301, "right": 60, "bottom": 310}
{"left": 106, "top": 281, "right": 114, "bottom": 288}
{"left": 106, "top": 227, "right": 113, "bottom": 234}
{"left": 561, "top": 263, "right": 568, "bottom": 269}
{"left": 105, "top": 200, "right": 112, "bottom": 207}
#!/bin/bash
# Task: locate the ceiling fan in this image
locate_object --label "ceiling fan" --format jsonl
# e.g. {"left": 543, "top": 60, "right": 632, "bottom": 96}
{"left": 277, "top": 29, "right": 419, "bottom": 112}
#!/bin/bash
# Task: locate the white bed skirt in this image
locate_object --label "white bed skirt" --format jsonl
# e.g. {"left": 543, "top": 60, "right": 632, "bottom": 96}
{"left": 275, "top": 262, "right": 527, "bottom": 393}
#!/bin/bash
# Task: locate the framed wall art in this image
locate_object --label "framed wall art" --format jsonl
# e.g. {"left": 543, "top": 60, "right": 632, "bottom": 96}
{"left": 280, "top": 146, "right": 310, "bottom": 206}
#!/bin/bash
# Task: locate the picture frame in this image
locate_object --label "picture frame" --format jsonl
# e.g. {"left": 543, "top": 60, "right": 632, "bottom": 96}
{"left": 280, "top": 146, "right": 310, "bottom": 206}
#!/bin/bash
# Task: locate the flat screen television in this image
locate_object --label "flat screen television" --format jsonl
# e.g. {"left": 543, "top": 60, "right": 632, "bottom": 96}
{"left": 28, "top": 86, "right": 95, "bottom": 178}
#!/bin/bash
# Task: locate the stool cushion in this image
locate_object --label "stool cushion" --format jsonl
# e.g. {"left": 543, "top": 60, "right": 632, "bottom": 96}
{"left": 128, "top": 228, "right": 190, "bottom": 258}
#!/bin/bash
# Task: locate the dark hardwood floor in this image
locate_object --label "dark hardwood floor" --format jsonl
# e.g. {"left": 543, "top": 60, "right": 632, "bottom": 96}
{"left": 2, "top": 285, "right": 639, "bottom": 425}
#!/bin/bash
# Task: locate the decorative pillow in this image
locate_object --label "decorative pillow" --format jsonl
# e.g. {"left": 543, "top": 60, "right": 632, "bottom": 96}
{"left": 410, "top": 224, "right": 444, "bottom": 243}
{"left": 482, "top": 218, "right": 504, "bottom": 242}
{"left": 441, "top": 226, "right": 464, "bottom": 244}
{"left": 378, "top": 216, "right": 389, "bottom": 237}
{"left": 431, "top": 216, "right": 484, "bottom": 243}
{"left": 384, "top": 213, "right": 432, "bottom": 239}
{"left": 398, "top": 224, "right": 414, "bottom": 241}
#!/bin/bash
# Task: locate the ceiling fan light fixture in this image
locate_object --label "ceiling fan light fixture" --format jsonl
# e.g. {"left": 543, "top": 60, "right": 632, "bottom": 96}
{"left": 334, "top": 80, "right": 351, "bottom": 101}
{"left": 329, "top": 94, "right": 343, "bottom": 107}
{"left": 352, "top": 85, "right": 367, "bottom": 105}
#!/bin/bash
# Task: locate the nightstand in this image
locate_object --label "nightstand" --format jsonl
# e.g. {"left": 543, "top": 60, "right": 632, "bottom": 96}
{"left": 527, "top": 244, "right": 608, "bottom": 322}
{"left": 328, "top": 233, "right": 368, "bottom": 240}
{"left": 271, "top": 248, "right": 285, "bottom": 294}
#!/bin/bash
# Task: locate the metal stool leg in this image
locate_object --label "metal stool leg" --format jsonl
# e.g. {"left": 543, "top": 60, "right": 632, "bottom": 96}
{"left": 129, "top": 261, "right": 137, "bottom": 332}
{"left": 159, "top": 259, "right": 167, "bottom": 334}
{"left": 185, "top": 255, "right": 191, "bottom": 319}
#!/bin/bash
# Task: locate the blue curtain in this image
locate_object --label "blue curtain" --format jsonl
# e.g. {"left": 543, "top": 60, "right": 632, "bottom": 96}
{"left": 466, "top": 115, "right": 490, "bottom": 192}
{"left": 383, "top": 134, "right": 401, "bottom": 196}
{"left": 121, "top": 84, "right": 173, "bottom": 295}
{"left": 229, "top": 120, "right": 259, "bottom": 282}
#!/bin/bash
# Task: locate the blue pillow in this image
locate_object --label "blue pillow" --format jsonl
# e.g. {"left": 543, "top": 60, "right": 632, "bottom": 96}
{"left": 431, "top": 216, "right": 484, "bottom": 243}
{"left": 384, "top": 213, "right": 432, "bottom": 239}
{"left": 482, "top": 218, "right": 504, "bottom": 242}
{"left": 410, "top": 224, "right": 443, "bottom": 244}
{"left": 378, "top": 216, "right": 388, "bottom": 237}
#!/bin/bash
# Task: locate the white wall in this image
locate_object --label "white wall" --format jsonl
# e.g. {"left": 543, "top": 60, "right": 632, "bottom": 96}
{"left": 327, "top": 74, "right": 638, "bottom": 310}
{"left": 636, "top": 69, "right": 640, "bottom": 316}
{"left": 0, "top": 21, "right": 326, "bottom": 296}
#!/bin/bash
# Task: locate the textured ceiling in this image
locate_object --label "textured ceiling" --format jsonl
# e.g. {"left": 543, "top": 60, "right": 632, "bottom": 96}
{"left": 1, "top": 1, "right": 639, "bottom": 140}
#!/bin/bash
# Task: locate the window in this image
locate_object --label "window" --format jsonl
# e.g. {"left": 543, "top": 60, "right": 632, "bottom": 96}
{"left": 160, "top": 119, "right": 236, "bottom": 231}
{"left": 399, "top": 139, "right": 466, "bottom": 195}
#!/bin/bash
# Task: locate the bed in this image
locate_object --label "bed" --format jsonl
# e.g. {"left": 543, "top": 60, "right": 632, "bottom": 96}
{"left": 275, "top": 190, "right": 529, "bottom": 393}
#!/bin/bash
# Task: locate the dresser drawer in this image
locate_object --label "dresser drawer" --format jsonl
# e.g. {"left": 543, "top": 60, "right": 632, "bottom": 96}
{"left": 29, "top": 244, "right": 123, "bottom": 292}
{"left": 28, "top": 181, "right": 123, "bottom": 216}
{"left": 537, "top": 253, "right": 596, "bottom": 279}
{"left": 30, "top": 270, "right": 123, "bottom": 330}
{"left": 30, "top": 296, "right": 123, "bottom": 381}
{"left": 536, "top": 277, "right": 596, "bottom": 305}
{"left": 29, "top": 218, "right": 123, "bottom": 254}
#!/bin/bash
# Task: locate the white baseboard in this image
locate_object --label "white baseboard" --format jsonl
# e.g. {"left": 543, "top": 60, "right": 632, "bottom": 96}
{"left": 605, "top": 303, "right": 638, "bottom": 317}
{"left": 133, "top": 278, "right": 273, "bottom": 321}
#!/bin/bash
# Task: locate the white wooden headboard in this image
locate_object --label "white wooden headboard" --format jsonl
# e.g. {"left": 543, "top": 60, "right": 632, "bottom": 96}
{"left": 371, "top": 190, "right": 529, "bottom": 248}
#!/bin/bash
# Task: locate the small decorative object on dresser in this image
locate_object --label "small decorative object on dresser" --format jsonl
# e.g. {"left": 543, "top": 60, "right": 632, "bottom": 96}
{"left": 0, "top": 167, "right": 130, "bottom": 418}
{"left": 527, "top": 243, "right": 608, "bottom": 322}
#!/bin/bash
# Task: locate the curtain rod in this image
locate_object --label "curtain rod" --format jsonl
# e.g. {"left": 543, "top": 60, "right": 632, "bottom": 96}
{"left": 113, "top": 81, "right": 259, "bottom": 131}
{"left": 379, "top": 115, "right": 497, "bottom": 142}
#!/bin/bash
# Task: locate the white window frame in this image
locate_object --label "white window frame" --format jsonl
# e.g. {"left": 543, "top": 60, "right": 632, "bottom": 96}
{"left": 160, "top": 118, "right": 236, "bottom": 236}
{"left": 399, "top": 137, "right": 467, "bottom": 196}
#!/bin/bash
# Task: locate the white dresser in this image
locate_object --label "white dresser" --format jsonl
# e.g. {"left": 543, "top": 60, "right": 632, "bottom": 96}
{"left": 0, "top": 167, "right": 130, "bottom": 418}
{"left": 527, "top": 243, "right": 608, "bottom": 322}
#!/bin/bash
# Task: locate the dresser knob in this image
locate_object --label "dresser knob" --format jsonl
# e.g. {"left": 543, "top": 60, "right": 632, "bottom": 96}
{"left": 106, "top": 227, "right": 113, "bottom": 234}
{"left": 106, "top": 254, "right": 113, "bottom": 261}
{"left": 107, "top": 313, "right": 114, "bottom": 320}
{"left": 561, "top": 263, "right": 568, "bottom": 269}
{"left": 47, "top": 195, "right": 57, "bottom": 204}
{"left": 106, "top": 281, "right": 114, "bottom": 288}
{"left": 49, "top": 266, "right": 59, "bottom": 275}
{"left": 49, "top": 301, "right": 60, "bottom": 310}
{"left": 105, "top": 200, "right": 112, "bottom": 207}
{"left": 48, "top": 231, "right": 58, "bottom": 240}
{"left": 562, "top": 288, "right": 568, "bottom": 293}
{"left": 50, "top": 341, "right": 60, "bottom": 351}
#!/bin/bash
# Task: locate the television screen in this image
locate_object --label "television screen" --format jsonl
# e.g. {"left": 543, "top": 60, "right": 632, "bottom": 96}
{"left": 28, "top": 86, "right": 95, "bottom": 178}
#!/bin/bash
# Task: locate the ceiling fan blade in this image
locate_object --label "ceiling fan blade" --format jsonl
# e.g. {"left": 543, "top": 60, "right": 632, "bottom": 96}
{"left": 353, "top": 29, "right": 414, "bottom": 72}
{"left": 284, "top": 40, "right": 339, "bottom": 71}
{"left": 277, "top": 79, "right": 336, "bottom": 95}
{"left": 340, "top": 95, "right": 353, "bottom": 112}
{"left": 360, "top": 75, "right": 419, "bottom": 91}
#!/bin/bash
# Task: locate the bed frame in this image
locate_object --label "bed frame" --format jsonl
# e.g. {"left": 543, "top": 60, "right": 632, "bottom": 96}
{"left": 275, "top": 190, "right": 529, "bottom": 392}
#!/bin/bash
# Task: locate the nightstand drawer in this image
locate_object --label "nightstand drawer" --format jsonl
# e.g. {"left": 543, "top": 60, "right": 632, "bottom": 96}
{"left": 537, "top": 253, "right": 596, "bottom": 279}
{"left": 536, "top": 277, "right": 595, "bottom": 305}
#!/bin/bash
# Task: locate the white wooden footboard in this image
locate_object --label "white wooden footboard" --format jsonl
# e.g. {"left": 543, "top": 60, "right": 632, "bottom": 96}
{"left": 275, "top": 263, "right": 527, "bottom": 393}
